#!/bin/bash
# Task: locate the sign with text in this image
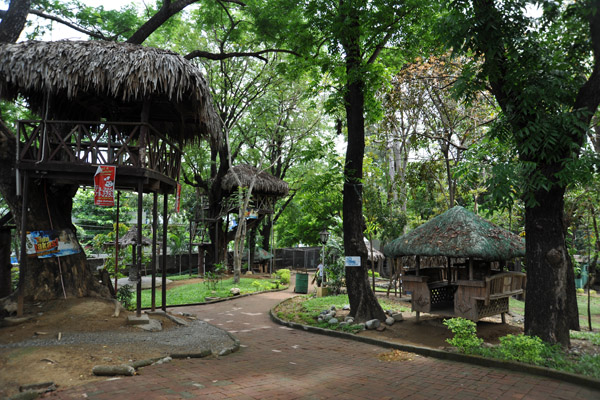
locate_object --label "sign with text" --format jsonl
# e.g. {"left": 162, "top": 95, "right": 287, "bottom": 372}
{"left": 345, "top": 256, "right": 361, "bottom": 267}
{"left": 94, "top": 165, "right": 116, "bottom": 206}
{"left": 26, "top": 229, "right": 81, "bottom": 258}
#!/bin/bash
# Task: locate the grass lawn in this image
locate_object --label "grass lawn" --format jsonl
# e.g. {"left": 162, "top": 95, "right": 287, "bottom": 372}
{"left": 133, "top": 277, "right": 282, "bottom": 308}
{"left": 510, "top": 292, "right": 600, "bottom": 330}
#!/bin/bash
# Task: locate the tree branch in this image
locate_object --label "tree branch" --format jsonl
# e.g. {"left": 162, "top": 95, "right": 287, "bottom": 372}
{"left": 185, "top": 48, "right": 300, "bottom": 62}
{"left": 27, "top": 9, "right": 113, "bottom": 40}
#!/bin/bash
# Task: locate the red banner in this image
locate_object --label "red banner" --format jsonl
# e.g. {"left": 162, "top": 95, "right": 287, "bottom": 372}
{"left": 175, "top": 183, "right": 182, "bottom": 213}
{"left": 94, "top": 166, "right": 116, "bottom": 206}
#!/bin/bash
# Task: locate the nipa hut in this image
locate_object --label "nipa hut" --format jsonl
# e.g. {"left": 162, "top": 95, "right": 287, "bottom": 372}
{"left": 1, "top": 40, "right": 221, "bottom": 315}
{"left": 384, "top": 206, "right": 526, "bottom": 321}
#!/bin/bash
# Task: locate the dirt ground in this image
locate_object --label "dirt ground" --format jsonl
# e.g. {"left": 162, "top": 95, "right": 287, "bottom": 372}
{"left": 1, "top": 282, "right": 598, "bottom": 399}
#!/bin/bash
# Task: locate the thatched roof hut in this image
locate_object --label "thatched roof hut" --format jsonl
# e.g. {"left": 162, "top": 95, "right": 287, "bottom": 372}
{"left": 384, "top": 206, "right": 524, "bottom": 261}
{"left": 364, "top": 238, "right": 385, "bottom": 262}
{"left": 118, "top": 226, "right": 152, "bottom": 247}
{"left": 221, "top": 165, "right": 289, "bottom": 197}
{"left": 0, "top": 40, "right": 221, "bottom": 143}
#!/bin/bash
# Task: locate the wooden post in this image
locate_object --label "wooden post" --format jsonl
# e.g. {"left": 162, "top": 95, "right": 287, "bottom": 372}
{"left": 416, "top": 255, "right": 421, "bottom": 276}
{"left": 136, "top": 181, "right": 143, "bottom": 317}
{"left": 468, "top": 258, "right": 474, "bottom": 280}
{"left": 151, "top": 192, "right": 158, "bottom": 311}
{"left": 114, "top": 191, "right": 120, "bottom": 293}
{"left": 17, "top": 172, "right": 29, "bottom": 317}
{"left": 162, "top": 193, "right": 168, "bottom": 312}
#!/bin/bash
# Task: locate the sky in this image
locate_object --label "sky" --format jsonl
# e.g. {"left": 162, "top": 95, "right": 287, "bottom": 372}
{"left": 27, "top": 0, "right": 141, "bottom": 41}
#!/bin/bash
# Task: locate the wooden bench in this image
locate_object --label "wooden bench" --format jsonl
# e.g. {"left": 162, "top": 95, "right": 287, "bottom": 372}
{"left": 472, "top": 271, "right": 526, "bottom": 306}
{"left": 454, "top": 271, "right": 526, "bottom": 321}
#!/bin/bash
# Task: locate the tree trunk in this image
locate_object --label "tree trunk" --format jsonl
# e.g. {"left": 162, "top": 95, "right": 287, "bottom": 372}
{"left": 341, "top": 3, "right": 385, "bottom": 323}
{"left": 0, "top": 130, "right": 110, "bottom": 302}
{"left": 0, "top": 0, "right": 30, "bottom": 43}
{"left": 0, "top": 227, "right": 12, "bottom": 298}
{"left": 524, "top": 172, "right": 578, "bottom": 346}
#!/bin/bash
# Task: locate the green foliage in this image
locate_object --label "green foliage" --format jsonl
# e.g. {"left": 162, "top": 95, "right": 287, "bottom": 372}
{"left": 322, "top": 237, "right": 346, "bottom": 295}
{"left": 443, "top": 318, "right": 483, "bottom": 352}
{"left": 494, "top": 334, "right": 549, "bottom": 365}
{"left": 251, "top": 280, "right": 274, "bottom": 291}
{"left": 204, "top": 263, "right": 225, "bottom": 291}
{"left": 116, "top": 284, "right": 134, "bottom": 311}
{"left": 275, "top": 268, "right": 291, "bottom": 285}
{"left": 367, "top": 270, "right": 380, "bottom": 278}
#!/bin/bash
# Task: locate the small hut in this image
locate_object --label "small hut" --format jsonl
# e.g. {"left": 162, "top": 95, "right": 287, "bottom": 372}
{"left": 384, "top": 206, "right": 526, "bottom": 321}
{"left": 221, "top": 164, "right": 290, "bottom": 215}
{"left": 364, "top": 238, "right": 385, "bottom": 276}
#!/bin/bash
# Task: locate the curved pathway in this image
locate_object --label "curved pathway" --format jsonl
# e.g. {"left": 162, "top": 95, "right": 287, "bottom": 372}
{"left": 45, "top": 276, "right": 599, "bottom": 400}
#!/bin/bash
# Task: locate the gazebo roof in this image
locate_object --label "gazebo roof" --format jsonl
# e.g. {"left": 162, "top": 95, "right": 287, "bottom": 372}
{"left": 221, "top": 164, "right": 289, "bottom": 197}
{"left": 364, "top": 238, "right": 385, "bottom": 262}
{"left": 118, "top": 225, "right": 152, "bottom": 246}
{"left": 384, "top": 206, "right": 525, "bottom": 261}
{"left": 0, "top": 40, "right": 221, "bottom": 144}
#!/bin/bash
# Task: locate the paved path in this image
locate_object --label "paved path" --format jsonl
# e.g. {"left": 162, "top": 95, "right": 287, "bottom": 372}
{"left": 45, "top": 277, "right": 599, "bottom": 400}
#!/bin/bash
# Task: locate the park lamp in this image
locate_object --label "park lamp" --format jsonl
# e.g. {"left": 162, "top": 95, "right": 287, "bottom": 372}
{"left": 319, "top": 229, "right": 330, "bottom": 245}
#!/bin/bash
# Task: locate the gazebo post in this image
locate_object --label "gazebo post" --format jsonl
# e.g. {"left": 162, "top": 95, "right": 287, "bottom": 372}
{"left": 114, "top": 191, "right": 120, "bottom": 293}
{"left": 151, "top": 192, "right": 158, "bottom": 311}
{"left": 162, "top": 193, "right": 168, "bottom": 312}
{"left": 468, "top": 258, "right": 474, "bottom": 280}
{"left": 136, "top": 181, "right": 143, "bottom": 317}
{"left": 17, "top": 171, "right": 29, "bottom": 317}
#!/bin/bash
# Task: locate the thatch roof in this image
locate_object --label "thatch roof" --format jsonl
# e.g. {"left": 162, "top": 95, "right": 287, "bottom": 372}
{"left": 364, "top": 238, "right": 385, "bottom": 262}
{"left": 0, "top": 40, "right": 221, "bottom": 143}
{"left": 384, "top": 206, "right": 525, "bottom": 261}
{"left": 118, "top": 226, "right": 152, "bottom": 246}
{"left": 221, "top": 165, "right": 289, "bottom": 197}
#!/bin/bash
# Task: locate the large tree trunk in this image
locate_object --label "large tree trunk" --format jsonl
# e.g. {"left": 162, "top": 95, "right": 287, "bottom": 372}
{"left": 0, "top": 0, "right": 30, "bottom": 43}
{"left": 524, "top": 169, "right": 578, "bottom": 346}
{"left": 0, "top": 226, "right": 12, "bottom": 298}
{"left": 0, "top": 125, "right": 109, "bottom": 302}
{"left": 341, "top": 4, "right": 385, "bottom": 323}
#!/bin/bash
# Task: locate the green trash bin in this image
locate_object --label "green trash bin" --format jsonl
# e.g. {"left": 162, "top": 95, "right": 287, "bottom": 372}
{"left": 294, "top": 272, "right": 309, "bottom": 294}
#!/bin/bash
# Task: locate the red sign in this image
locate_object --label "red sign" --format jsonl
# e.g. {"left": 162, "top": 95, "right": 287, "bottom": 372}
{"left": 94, "top": 166, "right": 116, "bottom": 206}
{"left": 175, "top": 183, "right": 182, "bottom": 213}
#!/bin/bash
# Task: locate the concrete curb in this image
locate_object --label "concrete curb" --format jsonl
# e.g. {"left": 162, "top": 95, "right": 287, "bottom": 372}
{"left": 270, "top": 298, "right": 600, "bottom": 391}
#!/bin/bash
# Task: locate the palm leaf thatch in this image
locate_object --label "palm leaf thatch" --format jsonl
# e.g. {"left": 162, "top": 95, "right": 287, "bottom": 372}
{"left": 384, "top": 206, "right": 525, "bottom": 261}
{"left": 221, "top": 165, "right": 289, "bottom": 197}
{"left": 0, "top": 40, "right": 220, "bottom": 143}
{"left": 364, "top": 238, "right": 385, "bottom": 262}
{"left": 118, "top": 225, "right": 152, "bottom": 246}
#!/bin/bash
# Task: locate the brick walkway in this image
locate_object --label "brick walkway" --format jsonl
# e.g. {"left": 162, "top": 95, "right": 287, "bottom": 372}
{"left": 44, "top": 278, "right": 599, "bottom": 400}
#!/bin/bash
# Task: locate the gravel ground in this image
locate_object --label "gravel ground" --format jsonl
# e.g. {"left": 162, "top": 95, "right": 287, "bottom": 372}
{"left": 0, "top": 320, "right": 239, "bottom": 356}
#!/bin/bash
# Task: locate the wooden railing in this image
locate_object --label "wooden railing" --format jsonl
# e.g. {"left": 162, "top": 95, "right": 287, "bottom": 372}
{"left": 477, "top": 271, "right": 526, "bottom": 305}
{"left": 17, "top": 120, "right": 182, "bottom": 182}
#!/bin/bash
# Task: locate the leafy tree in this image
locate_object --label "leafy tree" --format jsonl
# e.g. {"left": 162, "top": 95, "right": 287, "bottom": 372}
{"left": 249, "top": 0, "right": 439, "bottom": 322}
{"left": 441, "top": 0, "right": 600, "bottom": 345}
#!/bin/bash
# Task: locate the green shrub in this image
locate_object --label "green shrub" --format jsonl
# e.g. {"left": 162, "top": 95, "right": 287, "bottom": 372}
{"left": 494, "top": 334, "right": 548, "bottom": 364}
{"left": 443, "top": 318, "right": 483, "bottom": 353}
{"left": 117, "top": 284, "right": 134, "bottom": 311}
{"left": 276, "top": 269, "right": 290, "bottom": 285}
{"left": 577, "top": 288, "right": 585, "bottom": 294}
{"left": 367, "top": 270, "right": 380, "bottom": 278}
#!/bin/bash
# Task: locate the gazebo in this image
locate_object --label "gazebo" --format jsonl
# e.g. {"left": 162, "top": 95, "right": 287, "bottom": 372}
{"left": 384, "top": 206, "right": 526, "bottom": 322}
{"left": 0, "top": 40, "right": 221, "bottom": 316}
{"left": 219, "top": 164, "right": 289, "bottom": 269}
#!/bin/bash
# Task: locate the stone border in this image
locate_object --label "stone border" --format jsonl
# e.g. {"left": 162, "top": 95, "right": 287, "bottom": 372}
{"left": 269, "top": 297, "right": 600, "bottom": 391}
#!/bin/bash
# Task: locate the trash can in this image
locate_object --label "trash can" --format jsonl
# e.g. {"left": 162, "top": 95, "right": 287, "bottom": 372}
{"left": 294, "top": 272, "right": 308, "bottom": 294}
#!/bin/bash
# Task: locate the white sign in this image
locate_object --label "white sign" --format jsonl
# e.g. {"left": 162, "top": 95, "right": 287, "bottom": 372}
{"left": 345, "top": 256, "right": 361, "bottom": 267}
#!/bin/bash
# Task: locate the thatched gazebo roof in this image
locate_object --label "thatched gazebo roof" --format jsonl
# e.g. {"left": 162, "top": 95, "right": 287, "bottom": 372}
{"left": 364, "top": 238, "right": 385, "bottom": 262}
{"left": 118, "top": 226, "right": 152, "bottom": 247}
{"left": 0, "top": 40, "right": 221, "bottom": 144}
{"left": 221, "top": 165, "right": 289, "bottom": 197}
{"left": 384, "top": 206, "right": 525, "bottom": 261}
